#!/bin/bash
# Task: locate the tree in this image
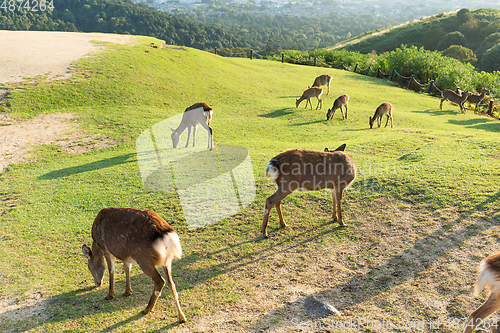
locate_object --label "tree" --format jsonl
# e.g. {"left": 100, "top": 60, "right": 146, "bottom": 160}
{"left": 442, "top": 45, "right": 477, "bottom": 64}
{"left": 457, "top": 8, "right": 472, "bottom": 25}
{"left": 479, "top": 43, "right": 500, "bottom": 72}
{"left": 437, "top": 31, "right": 466, "bottom": 50}
{"left": 423, "top": 24, "right": 445, "bottom": 50}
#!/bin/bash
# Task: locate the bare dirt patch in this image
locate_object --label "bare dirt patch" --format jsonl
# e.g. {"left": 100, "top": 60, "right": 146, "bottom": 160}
{"left": 0, "top": 113, "right": 116, "bottom": 172}
{"left": 0, "top": 291, "right": 50, "bottom": 324}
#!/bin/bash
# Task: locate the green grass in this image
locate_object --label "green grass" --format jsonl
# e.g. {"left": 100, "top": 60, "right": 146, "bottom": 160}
{"left": 0, "top": 35, "right": 499, "bottom": 332}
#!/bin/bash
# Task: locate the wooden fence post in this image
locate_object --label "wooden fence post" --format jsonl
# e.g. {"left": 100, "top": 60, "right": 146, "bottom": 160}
{"left": 354, "top": 63, "right": 358, "bottom": 73}
{"left": 376, "top": 67, "right": 381, "bottom": 78}
{"left": 282, "top": 53, "right": 285, "bottom": 63}
{"left": 365, "top": 66, "right": 371, "bottom": 75}
{"left": 427, "top": 80, "right": 434, "bottom": 94}
{"left": 215, "top": 47, "right": 217, "bottom": 55}
{"left": 389, "top": 67, "right": 395, "bottom": 81}
{"left": 250, "top": 49, "right": 253, "bottom": 60}
{"left": 488, "top": 100, "right": 494, "bottom": 115}
{"left": 407, "top": 75, "right": 414, "bottom": 90}
{"left": 314, "top": 56, "right": 317, "bottom": 67}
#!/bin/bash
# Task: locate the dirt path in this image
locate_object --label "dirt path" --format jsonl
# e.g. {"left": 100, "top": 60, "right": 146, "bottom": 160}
{"left": 0, "top": 30, "right": 132, "bottom": 172}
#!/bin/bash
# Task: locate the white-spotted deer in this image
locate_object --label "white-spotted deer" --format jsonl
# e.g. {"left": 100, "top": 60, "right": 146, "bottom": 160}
{"left": 311, "top": 74, "right": 332, "bottom": 95}
{"left": 261, "top": 144, "right": 357, "bottom": 238}
{"left": 464, "top": 252, "right": 500, "bottom": 333}
{"left": 327, "top": 94, "right": 349, "bottom": 120}
{"left": 440, "top": 89, "right": 472, "bottom": 113}
{"left": 171, "top": 102, "right": 213, "bottom": 150}
{"left": 369, "top": 102, "right": 394, "bottom": 129}
{"left": 296, "top": 87, "right": 323, "bottom": 110}
{"left": 82, "top": 207, "right": 186, "bottom": 322}
{"left": 466, "top": 88, "right": 490, "bottom": 111}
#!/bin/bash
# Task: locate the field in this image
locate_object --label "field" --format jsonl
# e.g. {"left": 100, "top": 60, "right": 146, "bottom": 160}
{"left": 0, "top": 35, "right": 500, "bottom": 332}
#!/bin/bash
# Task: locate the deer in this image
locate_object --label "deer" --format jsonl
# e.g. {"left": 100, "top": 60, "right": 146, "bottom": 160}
{"left": 326, "top": 94, "right": 349, "bottom": 120}
{"left": 466, "top": 88, "right": 490, "bottom": 111}
{"left": 440, "top": 89, "right": 472, "bottom": 113}
{"left": 311, "top": 74, "right": 332, "bottom": 95}
{"left": 81, "top": 207, "right": 187, "bottom": 322}
{"left": 369, "top": 102, "right": 394, "bottom": 129}
{"left": 296, "top": 87, "right": 323, "bottom": 110}
{"left": 261, "top": 144, "right": 357, "bottom": 238}
{"left": 463, "top": 252, "right": 500, "bottom": 333}
{"left": 171, "top": 102, "right": 213, "bottom": 150}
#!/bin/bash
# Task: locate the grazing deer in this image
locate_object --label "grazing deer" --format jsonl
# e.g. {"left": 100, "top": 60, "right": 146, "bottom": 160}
{"left": 296, "top": 87, "right": 323, "bottom": 110}
{"left": 463, "top": 252, "right": 500, "bottom": 333}
{"left": 369, "top": 102, "right": 393, "bottom": 129}
{"left": 261, "top": 144, "right": 357, "bottom": 238}
{"left": 327, "top": 94, "right": 349, "bottom": 120}
{"left": 311, "top": 74, "right": 332, "bottom": 95}
{"left": 440, "top": 89, "right": 472, "bottom": 113}
{"left": 171, "top": 102, "right": 213, "bottom": 150}
{"left": 82, "top": 207, "right": 186, "bottom": 322}
{"left": 466, "top": 88, "right": 490, "bottom": 111}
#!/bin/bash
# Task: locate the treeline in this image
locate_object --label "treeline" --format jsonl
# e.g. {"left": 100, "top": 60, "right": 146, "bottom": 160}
{"left": 179, "top": 12, "right": 403, "bottom": 52}
{"left": 342, "top": 8, "right": 500, "bottom": 72}
{"left": 0, "top": 0, "right": 243, "bottom": 49}
{"left": 277, "top": 45, "right": 500, "bottom": 98}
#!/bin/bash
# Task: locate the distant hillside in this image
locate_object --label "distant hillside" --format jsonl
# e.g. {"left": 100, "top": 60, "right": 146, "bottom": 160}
{"left": 0, "top": 0, "right": 244, "bottom": 49}
{"left": 329, "top": 8, "right": 500, "bottom": 72}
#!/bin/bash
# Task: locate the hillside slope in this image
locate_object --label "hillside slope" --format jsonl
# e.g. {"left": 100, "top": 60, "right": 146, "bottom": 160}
{"left": 0, "top": 33, "right": 499, "bottom": 332}
{"left": 329, "top": 8, "right": 500, "bottom": 72}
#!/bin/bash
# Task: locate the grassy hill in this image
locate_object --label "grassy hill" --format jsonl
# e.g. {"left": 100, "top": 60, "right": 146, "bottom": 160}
{"left": 329, "top": 8, "right": 500, "bottom": 72}
{"left": 0, "top": 35, "right": 499, "bottom": 332}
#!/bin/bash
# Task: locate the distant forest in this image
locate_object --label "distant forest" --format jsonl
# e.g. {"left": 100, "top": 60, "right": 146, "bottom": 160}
{"left": 0, "top": 0, "right": 400, "bottom": 51}
{"left": 342, "top": 8, "right": 500, "bottom": 72}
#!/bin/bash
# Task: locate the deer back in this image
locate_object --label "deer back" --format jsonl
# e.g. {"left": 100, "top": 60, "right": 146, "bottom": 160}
{"left": 312, "top": 74, "right": 332, "bottom": 87}
{"left": 269, "top": 149, "right": 356, "bottom": 191}
{"left": 91, "top": 207, "right": 179, "bottom": 266}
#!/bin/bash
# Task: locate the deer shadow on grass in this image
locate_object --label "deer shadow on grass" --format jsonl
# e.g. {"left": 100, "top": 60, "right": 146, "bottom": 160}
{"left": 448, "top": 118, "right": 500, "bottom": 133}
{"left": 38, "top": 153, "right": 137, "bottom": 180}
{"left": 258, "top": 108, "right": 294, "bottom": 118}
{"left": 252, "top": 191, "right": 500, "bottom": 331}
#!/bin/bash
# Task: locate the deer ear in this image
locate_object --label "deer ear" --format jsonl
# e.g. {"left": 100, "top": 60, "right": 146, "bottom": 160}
{"left": 170, "top": 128, "right": 176, "bottom": 134}
{"left": 324, "top": 148, "right": 330, "bottom": 152}
{"left": 334, "top": 144, "right": 346, "bottom": 152}
{"left": 82, "top": 244, "right": 92, "bottom": 259}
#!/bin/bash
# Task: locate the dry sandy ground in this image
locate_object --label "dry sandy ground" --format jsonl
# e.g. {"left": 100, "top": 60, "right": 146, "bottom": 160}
{"left": 0, "top": 30, "right": 132, "bottom": 172}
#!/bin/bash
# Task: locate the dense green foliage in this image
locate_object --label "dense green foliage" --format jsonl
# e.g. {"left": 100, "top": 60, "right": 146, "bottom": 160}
{"left": 278, "top": 45, "right": 500, "bottom": 98}
{"left": 178, "top": 12, "right": 402, "bottom": 52}
{"left": 339, "top": 8, "right": 500, "bottom": 72}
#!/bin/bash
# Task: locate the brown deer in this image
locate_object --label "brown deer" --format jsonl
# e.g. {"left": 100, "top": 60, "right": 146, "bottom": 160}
{"left": 369, "top": 102, "right": 393, "bottom": 129}
{"left": 311, "top": 74, "right": 332, "bottom": 95}
{"left": 261, "top": 144, "right": 357, "bottom": 238}
{"left": 82, "top": 207, "right": 186, "bottom": 322}
{"left": 327, "top": 94, "right": 349, "bottom": 120}
{"left": 171, "top": 102, "right": 213, "bottom": 150}
{"left": 466, "top": 88, "right": 490, "bottom": 111}
{"left": 464, "top": 252, "right": 500, "bottom": 333}
{"left": 296, "top": 87, "right": 323, "bottom": 110}
{"left": 440, "top": 89, "right": 472, "bottom": 113}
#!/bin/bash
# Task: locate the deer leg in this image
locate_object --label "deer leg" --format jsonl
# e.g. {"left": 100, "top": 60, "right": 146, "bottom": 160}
{"left": 390, "top": 115, "right": 393, "bottom": 128}
{"left": 440, "top": 98, "right": 445, "bottom": 110}
{"left": 105, "top": 256, "right": 116, "bottom": 300}
{"left": 464, "top": 293, "right": 500, "bottom": 333}
{"left": 200, "top": 122, "right": 213, "bottom": 150}
{"left": 275, "top": 200, "right": 287, "bottom": 228}
{"left": 191, "top": 124, "right": 198, "bottom": 147}
{"left": 334, "top": 188, "right": 346, "bottom": 226}
{"left": 316, "top": 98, "right": 322, "bottom": 110}
{"left": 123, "top": 262, "right": 133, "bottom": 296}
{"left": 141, "top": 265, "right": 165, "bottom": 314}
{"left": 344, "top": 106, "right": 348, "bottom": 119}
{"left": 184, "top": 126, "right": 191, "bottom": 148}
{"left": 262, "top": 186, "right": 294, "bottom": 237}
{"left": 378, "top": 117, "right": 382, "bottom": 128}
{"left": 306, "top": 98, "right": 312, "bottom": 109}
{"left": 384, "top": 115, "right": 390, "bottom": 127}
{"left": 331, "top": 189, "right": 338, "bottom": 222}
{"left": 162, "top": 259, "right": 187, "bottom": 323}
